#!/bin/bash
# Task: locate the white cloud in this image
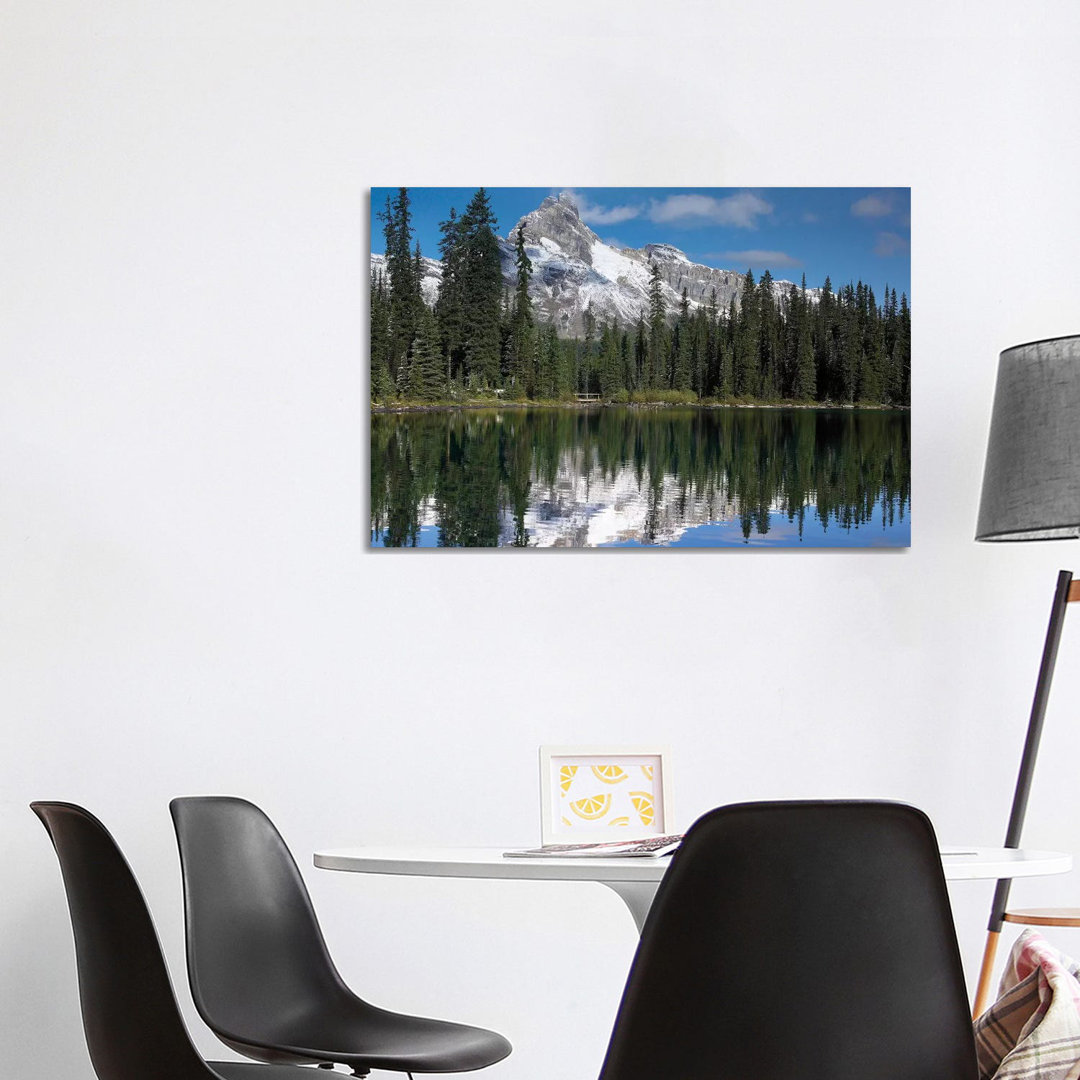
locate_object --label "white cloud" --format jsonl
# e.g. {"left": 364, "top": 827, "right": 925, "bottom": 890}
{"left": 851, "top": 194, "right": 894, "bottom": 218}
{"left": 562, "top": 190, "right": 642, "bottom": 225}
{"left": 647, "top": 192, "right": 772, "bottom": 228}
{"left": 874, "top": 231, "right": 910, "bottom": 257}
{"left": 707, "top": 249, "right": 802, "bottom": 269}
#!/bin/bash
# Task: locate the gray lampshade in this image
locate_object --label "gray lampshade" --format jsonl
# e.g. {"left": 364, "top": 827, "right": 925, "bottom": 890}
{"left": 976, "top": 334, "right": 1080, "bottom": 541}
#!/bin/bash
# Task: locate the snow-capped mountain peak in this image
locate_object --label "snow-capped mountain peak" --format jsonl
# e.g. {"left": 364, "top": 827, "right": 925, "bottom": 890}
{"left": 514, "top": 193, "right": 598, "bottom": 266}
{"left": 505, "top": 195, "right": 750, "bottom": 333}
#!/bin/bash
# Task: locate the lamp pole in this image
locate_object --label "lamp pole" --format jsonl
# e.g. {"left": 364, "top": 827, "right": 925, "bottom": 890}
{"left": 971, "top": 570, "right": 1077, "bottom": 1017}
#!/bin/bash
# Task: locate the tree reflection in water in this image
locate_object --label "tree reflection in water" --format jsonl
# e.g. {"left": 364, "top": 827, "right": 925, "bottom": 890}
{"left": 370, "top": 407, "right": 909, "bottom": 548}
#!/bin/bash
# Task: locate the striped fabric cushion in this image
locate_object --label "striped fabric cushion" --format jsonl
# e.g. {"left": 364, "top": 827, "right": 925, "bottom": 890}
{"left": 974, "top": 929, "right": 1080, "bottom": 1080}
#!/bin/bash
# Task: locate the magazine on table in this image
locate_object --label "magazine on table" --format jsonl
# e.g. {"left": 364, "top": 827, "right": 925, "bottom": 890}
{"left": 504, "top": 834, "right": 683, "bottom": 859}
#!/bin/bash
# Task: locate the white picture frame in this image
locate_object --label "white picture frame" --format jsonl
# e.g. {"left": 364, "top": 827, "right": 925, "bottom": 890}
{"left": 538, "top": 745, "right": 673, "bottom": 845}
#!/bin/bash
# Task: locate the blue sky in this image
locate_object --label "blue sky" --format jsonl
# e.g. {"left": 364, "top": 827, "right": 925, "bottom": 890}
{"left": 370, "top": 187, "right": 911, "bottom": 300}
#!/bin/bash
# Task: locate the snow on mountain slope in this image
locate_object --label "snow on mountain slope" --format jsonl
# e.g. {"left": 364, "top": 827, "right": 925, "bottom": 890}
{"left": 370, "top": 253, "right": 442, "bottom": 307}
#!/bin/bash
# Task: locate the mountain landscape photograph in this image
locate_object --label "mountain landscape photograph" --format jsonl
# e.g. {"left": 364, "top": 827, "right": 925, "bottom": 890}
{"left": 370, "top": 187, "right": 911, "bottom": 548}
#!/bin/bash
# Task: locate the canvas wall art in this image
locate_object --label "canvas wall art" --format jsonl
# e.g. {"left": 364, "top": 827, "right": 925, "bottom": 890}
{"left": 370, "top": 187, "right": 910, "bottom": 548}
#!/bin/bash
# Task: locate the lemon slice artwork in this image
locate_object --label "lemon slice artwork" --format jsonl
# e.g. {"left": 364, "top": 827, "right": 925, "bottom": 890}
{"left": 609, "top": 816, "right": 630, "bottom": 827}
{"left": 591, "top": 764, "right": 628, "bottom": 784}
{"left": 569, "top": 793, "right": 612, "bottom": 821}
{"left": 630, "top": 791, "right": 655, "bottom": 827}
{"left": 559, "top": 764, "right": 578, "bottom": 794}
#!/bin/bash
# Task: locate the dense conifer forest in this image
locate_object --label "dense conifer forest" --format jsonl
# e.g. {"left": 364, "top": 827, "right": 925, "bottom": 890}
{"left": 370, "top": 188, "right": 911, "bottom": 408}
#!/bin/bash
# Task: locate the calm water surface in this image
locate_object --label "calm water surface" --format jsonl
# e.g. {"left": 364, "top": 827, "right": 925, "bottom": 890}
{"left": 370, "top": 407, "right": 909, "bottom": 548}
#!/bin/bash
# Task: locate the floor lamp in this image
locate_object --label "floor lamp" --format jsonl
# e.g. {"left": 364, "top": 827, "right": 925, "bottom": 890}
{"left": 972, "top": 334, "right": 1080, "bottom": 1018}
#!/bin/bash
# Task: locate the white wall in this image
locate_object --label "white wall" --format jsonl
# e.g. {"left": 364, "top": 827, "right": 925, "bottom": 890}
{"left": 4, "top": 2, "right": 1080, "bottom": 1076}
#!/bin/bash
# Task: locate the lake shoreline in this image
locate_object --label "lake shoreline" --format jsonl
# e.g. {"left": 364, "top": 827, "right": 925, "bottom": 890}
{"left": 371, "top": 399, "right": 910, "bottom": 415}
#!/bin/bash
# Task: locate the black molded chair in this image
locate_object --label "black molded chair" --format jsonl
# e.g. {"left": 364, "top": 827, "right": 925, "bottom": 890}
{"left": 598, "top": 800, "right": 979, "bottom": 1080}
{"left": 31, "top": 801, "right": 315, "bottom": 1080}
{"left": 169, "top": 796, "right": 511, "bottom": 1077}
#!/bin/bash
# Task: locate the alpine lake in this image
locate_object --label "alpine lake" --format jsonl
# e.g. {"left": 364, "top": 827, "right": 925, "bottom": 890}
{"left": 370, "top": 406, "right": 910, "bottom": 548}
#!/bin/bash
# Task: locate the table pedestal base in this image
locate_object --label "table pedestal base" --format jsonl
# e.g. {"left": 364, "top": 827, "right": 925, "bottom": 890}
{"left": 601, "top": 881, "right": 659, "bottom": 935}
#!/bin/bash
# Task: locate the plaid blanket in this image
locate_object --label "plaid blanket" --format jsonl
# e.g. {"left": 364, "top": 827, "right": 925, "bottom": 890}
{"left": 975, "top": 929, "right": 1080, "bottom": 1079}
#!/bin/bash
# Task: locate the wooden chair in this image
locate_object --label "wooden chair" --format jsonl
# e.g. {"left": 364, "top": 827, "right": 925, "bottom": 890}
{"left": 1003, "top": 909, "right": 1080, "bottom": 928}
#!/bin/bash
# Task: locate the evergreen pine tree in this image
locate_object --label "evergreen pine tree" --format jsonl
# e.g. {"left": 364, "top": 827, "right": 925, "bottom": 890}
{"left": 369, "top": 268, "right": 393, "bottom": 401}
{"left": 893, "top": 292, "right": 911, "bottom": 405}
{"left": 720, "top": 296, "right": 737, "bottom": 397}
{"left": 406, "top": 305, "right": 444, "bottom": 400}
{"left": 673, "top": 288, "right": 692, "bottom": 392}
{"left": 815, "top": 275, "right": 836, "bottom": 400}
{"left": 757, "top": 270, "right": 780, "bottom": 399}
{"left": 734, "top": 269, "right": 759, "bottom": 397}
{"left": 556, "top": 335, "right": 575, "bottom": 398}
{"left": 537, "top": 321, "right": 560, "bottom": 399}
{"left": 599, "top": 320, "right": 621, "bottom": 400}
{"left": 858, "top": 291, "right": 886, "bottom": 403}
{"left": 459, "top": 188, "right": 502, "bottom": 388}
{"left": 838, "top": 284, "right": 860, "bottom": 403}
{"left": 499, "top": 285, "right": 513, "bottom": 386}
{"left": 508, "top": 225, "right": 535, "bottom": 396}
{"left": 435, "top": 207, "right": 466, "bottom": 386}
{"left": 781, "top": 282, "right": 800, "bottom": 397}
{"left": 380, "top": 188, "right": 421, "bottom": 391}
{"left": 647, "top": 262, "right": 667, "bottom": 389}
{"left": 619, "top": 328, "right": 633, "bottom": 394}
{"left": 704, "top": 287, "right": 720, "bottom": 397}
{"left": 634, "top": 315, "right": 647, "bottom": 391}
{"left": 793, "top": 275, "right": 816, "bottom": 400}
{"left": 580, "top": 304, "right": 596, "bottom": 394}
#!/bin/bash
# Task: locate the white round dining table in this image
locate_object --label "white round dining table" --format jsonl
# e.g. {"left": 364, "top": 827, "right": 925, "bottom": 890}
{"left": 314, "top": 844, "right": 1073, "bottom": 934}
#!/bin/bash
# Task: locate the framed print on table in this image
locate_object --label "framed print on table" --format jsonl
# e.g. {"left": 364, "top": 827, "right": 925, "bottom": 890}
{"left": 539, "top": 745, "right": 672, "bottom": 845}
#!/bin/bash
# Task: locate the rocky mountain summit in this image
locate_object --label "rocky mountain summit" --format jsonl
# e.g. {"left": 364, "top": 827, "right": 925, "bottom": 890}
{"left": 372, "top": 191, "right": 813, "bottom": 337}
{"left": 508, "top": 193, "right": 753, "bottom": 335}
